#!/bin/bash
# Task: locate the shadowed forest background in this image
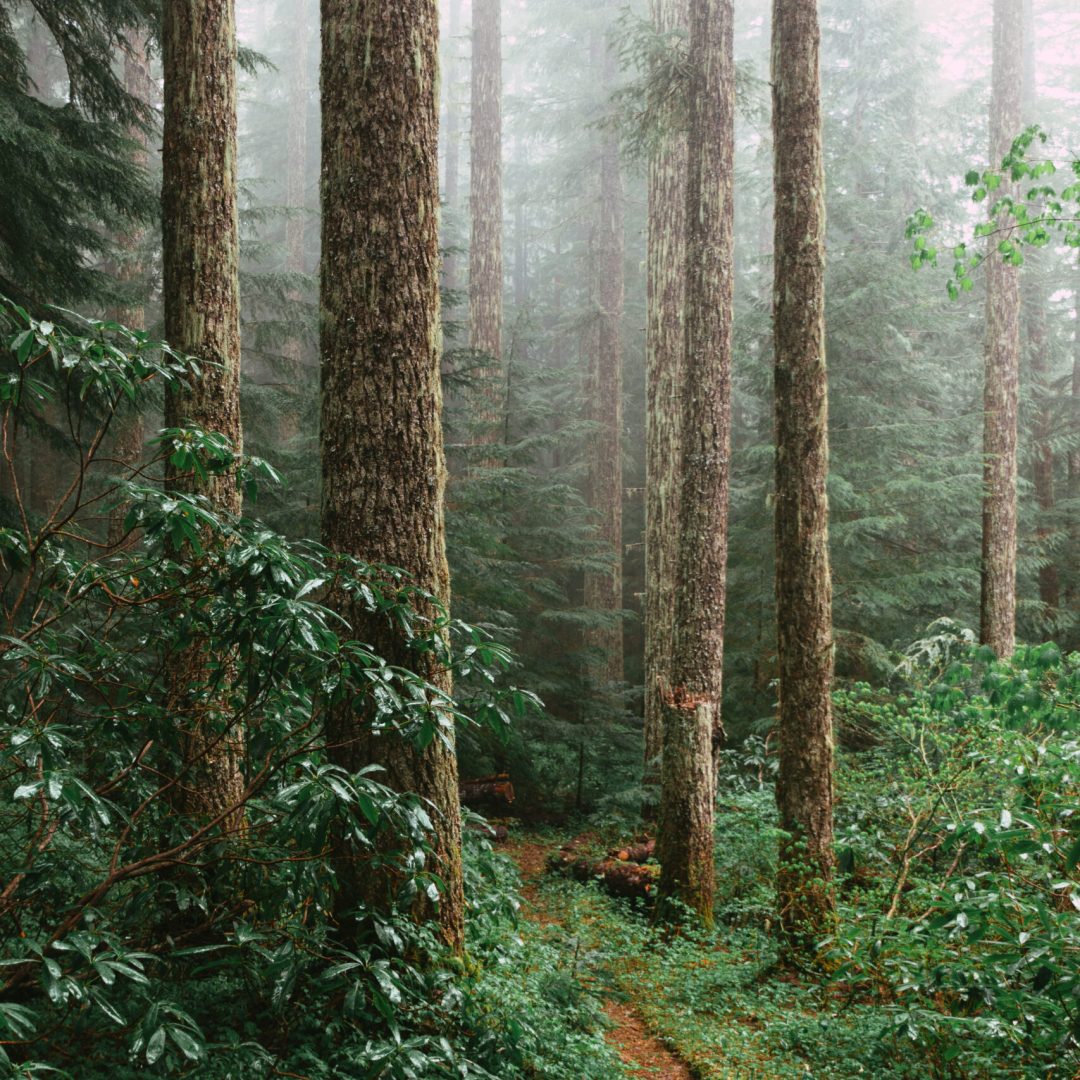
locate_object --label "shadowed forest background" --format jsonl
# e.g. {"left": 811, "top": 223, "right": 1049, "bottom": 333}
{"left": 0, "top": 0, "right": 1079, "bottom": 1076}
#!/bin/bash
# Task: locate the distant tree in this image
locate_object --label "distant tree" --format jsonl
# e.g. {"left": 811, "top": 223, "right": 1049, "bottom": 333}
{"left": 283, "top": 0, "right": 312, "bottom": 368}
{"left": 980, "top": 0, "right": 1023, "bottom": 657}
{"left": 644, "top": 0, "right": 689, "bottom": 800}
{"left": 584, "top": 29, "right": 626, "bottom": 687}
{"left": 1071, "top": 305, "right": 1080, "bottom": 633}
{"left": 320, "top": 0, "right": 465, "bottom": 952}
{"left": 444, "top": 0, "right": 465, "bottom": 297}
{"left": 1020, "top": 0, "right": 1058, "bottom": 621}
{"left": 771, "top": 0, "right": 836, "bottom": 948}
{"left": 656, "top": 0, "right": 734, "bottom": 924}
{"left": 106, "top": 28, "right": 154, "bottom": 546}
{"left": 470, "top": 0, "right": 504, "bottom": 439}
{"left": 0, "top": 0, "right": 157, "bottom": 306}
{"left": 161, "top": 0, "right": 246, "bottom": 825}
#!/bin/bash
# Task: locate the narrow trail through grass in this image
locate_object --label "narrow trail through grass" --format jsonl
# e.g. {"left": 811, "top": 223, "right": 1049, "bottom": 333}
{"left": 505, "top": 838, "right": 696, "bottom": 1080}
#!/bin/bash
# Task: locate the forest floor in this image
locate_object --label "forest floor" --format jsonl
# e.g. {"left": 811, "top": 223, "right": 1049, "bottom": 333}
{"left": 506, "top": 838, "right": 696, "bottom": 1079}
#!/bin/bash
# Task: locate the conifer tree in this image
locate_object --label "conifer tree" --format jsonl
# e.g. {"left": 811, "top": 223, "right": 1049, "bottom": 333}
{"left": 283, "top": 0, "right": 312, "bottom": 367}
{"left": 161, "top": 0, "right": 246, "bottom": 825}
{"left": 106, "top": 29, "right": 153, "bottom": 547}
{"left": 772, "top": 0, "right": 836, "bottom": 947}
{"left": 657, "top": 0, "right": 734, "bottom": 923}
{"left": 0, "top": 1, "right": 157, "bottom": 306}
{"left": 1070, "top": 291, "right": 1080, "bottom": 641}
{"left": 444, "top": 0, "right": 464, "bottom": 297}
{"left": 320, "top": 0, "right": 465, "bottom": 952}
{"left": 1020, "top": 0, "right": 1058, "bottom": 620}
{"left": 644, "top": 0, "right": 690, "bottom": 797}
{"left": 470, "top": 0, "right": 504, "bottom": 437}
{"left": 980, "top": 0, "right": 1023, "bottom": 658}
{"left": 584, "top": 33, "right": 626, "bottom": 687}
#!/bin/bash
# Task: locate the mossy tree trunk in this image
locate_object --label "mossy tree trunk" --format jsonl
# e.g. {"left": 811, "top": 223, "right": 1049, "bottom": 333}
{"left": 656, "top": 0, "right": 734, "bottom": 924}
{"left": 584, "top": 37, "right": 625, "bottom": 687}
{"left": 469, "top": 0, "right": 503, "bottom": 440}
{"left": 162, "top": 0, "right": 246, "bottom": 828}
{"left": 771, "top": 0, "right": 836, "bottom": 950}
{"left": 980, "top": 0, "right": 1023, "bottom": 658}
{"left": 320, "top": 0, "right": 465, "bottom": 953}
{"left": 643, "top": 0, "right": 690, "bottom": 801}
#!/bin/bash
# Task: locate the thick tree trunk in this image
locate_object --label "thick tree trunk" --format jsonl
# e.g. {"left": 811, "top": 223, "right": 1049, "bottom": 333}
{"left": 469, "top": 0, "right": 503, "bottom": 437}
{"left": 162, "top": 0, "right": 245, "bottom": 828}
{"left": 643, "top": 0, "right": 690, "bottom": 803}
{"left": 980, "top": 0, "right": 1023, "bottom": 658}
{"left": 657, "top": 0, "right": 734, "bottom": 925}
{"left": 583, "top": 40, "right": 625, "bottom": 687}
{"left": 772, "top": 0, "right": 836, "bottom": 949}
{"left": 320, "top": 0, "right": 465, "bottom": 952}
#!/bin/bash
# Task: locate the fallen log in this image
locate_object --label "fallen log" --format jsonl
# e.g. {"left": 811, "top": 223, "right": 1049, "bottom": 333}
{"left": 461, "top": 773, "right": 516, "bottom": 808}
{"left": 549, "top": 834, "right": 659, "bottom": 900}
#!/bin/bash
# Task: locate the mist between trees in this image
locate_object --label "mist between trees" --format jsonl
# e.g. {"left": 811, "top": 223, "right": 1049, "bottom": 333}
{"left": 0, "top": 0, "right": 1078, "bottom": 1075}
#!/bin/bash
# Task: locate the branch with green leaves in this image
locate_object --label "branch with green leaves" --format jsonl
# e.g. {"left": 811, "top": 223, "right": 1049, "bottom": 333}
{"left": 907, "top": 125, "right": 1080, "bottom": 298}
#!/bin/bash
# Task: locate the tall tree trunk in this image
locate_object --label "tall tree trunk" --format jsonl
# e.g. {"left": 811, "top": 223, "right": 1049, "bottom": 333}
{"left": 1069, "top": 291, "right": 1080, "bottom": 647}
{"left": 772, "top": 0, "right": 836, "bottom": 949}
{"left": 162, "top": 0, "right": 245, "bottom": 827}
{"left": 980, "top": 0, "right": 1023, "bottom": 658}
{"left": 1028, "top": 291, "right": 1058, "bottom": 617}
{"left": 656, "top": 0, "right": 734, "bottom": 924}
{"left": 1022, "top": 0, "right": 1058, "bottom": 621}
{"left": 107, "top": 31, "right": 153, "bottom": 547}
{"left": 511, "top": 143, "right": 530, "bottom": 378}
{"left": 443, "top": 0, "right": 463, "bottom": 298}
{"left": 320, "top": 0, "right": 465, "bottom": 953}
{"left": 283, "top": 0, "right": 311, "bottom": 369}
{"left": 643, "top": 0, "right": 690, "bottom": 806}
{"left": 583, "top": 39, "right": 625, "bottom": 687}
{"left": 18, "top": 17, "right": 55, "bottom": 518}
{"left": 469, "top": 0, "right": 503, "bottom": 438}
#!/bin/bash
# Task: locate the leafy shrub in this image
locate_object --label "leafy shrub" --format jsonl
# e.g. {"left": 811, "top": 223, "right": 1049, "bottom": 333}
{"left": 831, "top": 632, "right": 1080, "bottom": 1077}
{"left": 0, "top": 299, "right": 611, "bottom": 1079}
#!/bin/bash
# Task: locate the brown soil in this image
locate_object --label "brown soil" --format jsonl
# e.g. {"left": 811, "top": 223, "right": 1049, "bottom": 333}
{"left": 505, "top": 839, "right": 694, "bottom": 1079}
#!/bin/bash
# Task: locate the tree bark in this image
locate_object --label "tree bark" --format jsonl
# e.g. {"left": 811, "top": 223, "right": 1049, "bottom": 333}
{"left": 772, "top": 0, "right": 836, "bottom": 949}
{"left": 320, "top": 0, "right": 465, "bottom": 952}
{"left": 643, "top": 0, "right": 690, "bottom": 803}
{"left": 583, "top": 38, "right": 625, "bottom": 687}
{"left": 657, "top": 0, "right": 734, "bottom": 925}
{"left": 469, "top": 0, "right": 503, "bottom": 437}
{"left": 980, "top": 0, "right": 1023, "bottom": 658}
{"left": 161, "top": 0, "right": 246, "bottom": 828}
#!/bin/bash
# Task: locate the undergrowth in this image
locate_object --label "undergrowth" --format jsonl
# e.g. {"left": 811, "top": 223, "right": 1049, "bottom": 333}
{"left": 529, "top": 626, "right": 1080, "bottom": 1079}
